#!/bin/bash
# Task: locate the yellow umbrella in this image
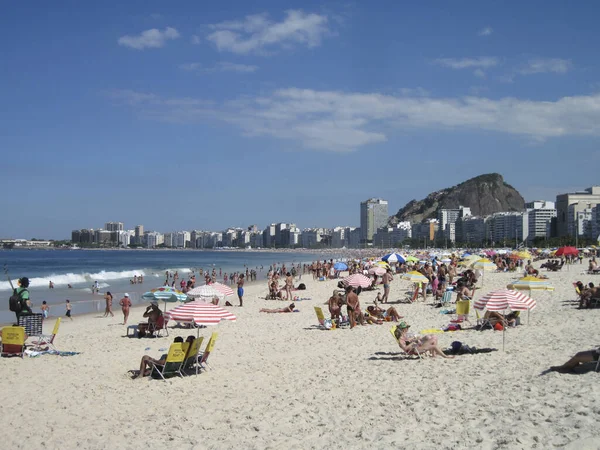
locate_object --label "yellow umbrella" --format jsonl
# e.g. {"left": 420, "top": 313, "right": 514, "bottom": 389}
{"left": 405, "top": 256, "right": 419, "bottom": 263}
{"left": 401, "top": 271, "right": 429, "bottom": 284}
{"left": 374, "top": 261, "right": 391, "bottom": 269}
{"left": 508, "top": 276, "right": 555, "bottom": 292}
{"left": 458, "top": 255, "right": 480, "bottom": 267}
{"left": 515, "top": 251, "right": 532, "bottom": 260}
{"left": 472, "top": 258, "right": 497, "bottom": 286}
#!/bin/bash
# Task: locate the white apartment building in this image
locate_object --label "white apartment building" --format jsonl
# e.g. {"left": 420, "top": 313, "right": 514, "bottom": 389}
{"left": 488, "top": 212, "right": 528, "bottom": 245}
{"left": 360, "top": 198, "right": 388, "bottom": 243}
{"left": 526, "top": 201, "right": 556, "bottom": 242}
{"left": 301, "top": 228, "right": 326, "bottom": 248}
{"left": 556, "top": 186, "right": 600, "bottom": 237}
{"left": 146, "top": 232, "right": 164, "bottom": 248}
{"left": 373, "top": 221, "right": 412, "bottom": 247}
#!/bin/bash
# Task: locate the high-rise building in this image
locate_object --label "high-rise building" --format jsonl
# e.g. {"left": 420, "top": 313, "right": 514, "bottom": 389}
{"left": 438, "top": 206, "right": 471, "bottom": 243}
{"left": 526, "top": 201, "right": 556, "bottom": 243}
{"left": 134, "top": 225, "right": 144, "bottom": 245}
{"left": 360, "top": 198, "right": 388, "bottom": 244}
{"left": 487, "top": 212, "right": 528, "bottom": 245}
{"left": 556, "top": 186, "right": 600, "bottom": 237}
{"left": 373, "top": 222, "right": 412, "bottom": 248}
{"left": 262, "top": 224, "right": 276, "bottom": 248}
{"left": 104, "top": 222, "right": 124, "bottom": 232}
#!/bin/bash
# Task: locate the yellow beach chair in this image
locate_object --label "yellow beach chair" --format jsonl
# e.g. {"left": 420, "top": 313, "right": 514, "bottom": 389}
{"left": 183, "top": 336, "right": 204, "bottom": 376}
{"left": 452, "top": 300, "right": 472, "bottom": 326}
{"left": 314, "top": 306, "right": 327, "bottom": 327}
{"left": 151, "top": 342, "right": 188, "bottom": 380}
{"left": 199, "top": 332, "right": 218, "bottom": 371}
{"left": 31, "top": 318, "right": 61, "bottom": 351}
{"left": 1, "top": 326, "right": 26, "bottom": 358}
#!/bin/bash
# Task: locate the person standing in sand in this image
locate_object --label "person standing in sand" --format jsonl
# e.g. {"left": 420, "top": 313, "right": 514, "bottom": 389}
{"left": 345, "top": 286, "right": 365, "bottom": 328}
{"left": 237, "top": 274, "right": 245, "bottom": 307}
{"left": 381, "top": 269, "right": 393, "bottom": 303}
{"left": 103, "top": 291, "right": 114, "bottom": 317}
{"left": 285, "top": 272, "right": 293, "bottom": 300}
{"left": 119, "top": 293, "right": 132, "bottom": 325}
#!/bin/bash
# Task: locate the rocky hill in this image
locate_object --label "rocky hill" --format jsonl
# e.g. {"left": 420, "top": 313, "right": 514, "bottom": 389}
{"left": 388, "top": 173, "right": 525, "bottom": 225}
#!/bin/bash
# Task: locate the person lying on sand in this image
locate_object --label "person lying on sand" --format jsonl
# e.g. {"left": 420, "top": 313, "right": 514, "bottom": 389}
{"left": 393, "top": 322, "right": 453, "bottom": 359}
{"left": 549, "top": 348, "right": 600, "bottom": 373}
{"left": 260, "top": 303, "right": 295, "bottom": 313}
{"left": 366, "top": 305, "right": 402, "bottom": 322}
{"left": 132, "top": 336, "right": 185, "bottom": 379}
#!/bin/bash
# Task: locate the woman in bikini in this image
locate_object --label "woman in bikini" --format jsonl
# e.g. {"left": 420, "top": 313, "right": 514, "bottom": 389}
{"left": 285, "top": 272, "right": 294, "bottom": 300}
{"left": 394, "top": 322, "right": 453, "bottom": 358}
{"left": 260, "top": 303, "right": 295, "bottom": 313}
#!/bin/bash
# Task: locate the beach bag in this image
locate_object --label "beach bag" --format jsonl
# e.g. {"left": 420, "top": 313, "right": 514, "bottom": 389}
{"left": 9, "top": 288, "right": 25, "bottom": 313}
{"left": 297, "top": 283, "right": 306, "bottom": 290}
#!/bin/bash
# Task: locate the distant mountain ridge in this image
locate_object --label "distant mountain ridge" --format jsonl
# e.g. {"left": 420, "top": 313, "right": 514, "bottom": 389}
{"left": 388, "top": 173, "right": 525, "bottom": 225}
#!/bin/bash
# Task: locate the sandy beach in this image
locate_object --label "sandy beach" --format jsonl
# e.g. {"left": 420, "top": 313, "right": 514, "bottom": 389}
{"left": 1, "top": 260, "right": 599, "bottom": 449}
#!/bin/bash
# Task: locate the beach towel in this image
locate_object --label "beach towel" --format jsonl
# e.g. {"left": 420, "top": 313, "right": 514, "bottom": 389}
{"left": 25, "top": 349, "right": 81, "bottom": 358}
{"left": 445, "top": 341, "right": 497, "bottom": 355}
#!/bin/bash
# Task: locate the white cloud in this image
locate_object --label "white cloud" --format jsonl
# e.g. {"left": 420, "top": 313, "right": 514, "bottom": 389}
{"left": 109, "top": 88, "right": 600, "bottom": 151}
{"left": 434, "top": 57, "right": 500, "bottom": 70}
{"left": 518, "top": 58, "right": 571, "bottom": 75}
{"left": 473, "top": 69, "right": 486, "bottom": 78}
{"left": 179, "top": 62, "right": 258, "bottom": 73}
{"left": 478, "top": 26, "right": 493, "bottom": 36}
{"left": 206, "top": 10, "right": 330, "bottom": 54}
{"left": 191, "top": 35, "right": 201, "bottom": 45}
{"left": 118, "top": 27, "right": 180, "bottom": 50}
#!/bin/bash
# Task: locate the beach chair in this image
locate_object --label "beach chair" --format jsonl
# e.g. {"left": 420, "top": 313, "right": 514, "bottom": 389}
{"left": 440, "top": 290, "right": 453, "bottom": 307}
{"left": 151, "top": 342, "right": 188, "bottom": 380}
{"left": 451, "top": 300, "right": 472, "bottom": 326}
{"left": 148, "top": 315, "right": 169, "bottom": 337}
{"left": 1, "top": 326, "right": 26, "bottom": 358}
{"left": 314, "top": 306, "right": 331, "bottom": 329}
{"left": 475, "top": 310, "right": 493, "bottom": 331}
{"left": 18, "top": 314, "right": 43, "bottom": 339}
{"left": 389, "top": 325, "right": 421, "bottom": 359}
{"left": 183, "top": 337, "right": 204, "bottom": 376}
{"left": 31, "top": 318, "right": 61, "bottom": 351}
{"left": 199, "top": 332, "right": 218, "bottom": 372}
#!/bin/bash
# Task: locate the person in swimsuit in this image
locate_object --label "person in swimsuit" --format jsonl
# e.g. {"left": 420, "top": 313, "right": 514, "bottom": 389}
{"left": 260, "top": 303, "right": 295, "bottom": 313}
{"left": 104, "top": 291, "right": 114, "bottom": 318}
{"left": 119, "top": 293, "right": 132, "bottom": 325}
{"left": 237, "top": 274, "right": 245, "bottom": 307}
{"left": 40, "top": 301, "right": 49, "bottom": 319}
{"left": 328, "top": 291, "right": 344, "bottom": 323}
{"left": 394, "top": 322, "right": 453, "bottom": 358}
{"left": 65, "top": 299, "right": 73, "bottom": 320}
{"left": 285, "top": 272, "right": 293, "bottom": 301}
{"left": 366, "top": 304, "right": 402, "bottom": 322}
{"left": 133, "top": 336, "right": 184, "bottom": 379}
{"left": 549, "top": 348, "right": 600, "bottom": 373}
{"left": 381, "top": 269, "right": 393, "bottom": 303}
{"left": 345, "top": 286, "right": 365, "bottom": 328}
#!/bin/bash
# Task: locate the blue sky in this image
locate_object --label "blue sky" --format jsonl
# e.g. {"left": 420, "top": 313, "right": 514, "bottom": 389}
{"left": 1, "top": 1, "right": 599, "bottom": 239}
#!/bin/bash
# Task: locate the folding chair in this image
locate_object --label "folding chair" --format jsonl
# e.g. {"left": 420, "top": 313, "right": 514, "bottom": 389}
{"left": 183, "top": 337, "right": 204, "bottom": 376}
{"left": 389, "top": 325, "right": 421, "bottom": 359}
{"left": 314, "top": 306, "right": 332, "bottom": 329}
{"left": 1, "top": 326, "right": 26, "bottom": 358}
{"left": 475, "top": 309, "right": 493, "bottom": 331}
{"left": 149, "top": 315, "right": 169, "bottom": 337}
{"left": 151, "top": 342, "right": 188, "bottom": 380}
{"left": 440, "top": 291, "right": 453, "bottom": 307}
{"left": 199, "top": 332, "right": 218, "bottom": 372}
{"left": 31, "top": 318, "right": 61, "bottom": 351}
{"left": 18, "top": 314, "right": 43, "bottom": 339}
{"left": 451, "top": 300, "right": 472, "bottom": 326}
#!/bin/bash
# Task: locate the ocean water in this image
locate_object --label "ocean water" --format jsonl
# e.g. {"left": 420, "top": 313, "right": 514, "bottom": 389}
{"left": 0, "top": 249, "right": 326, "bottom": 324}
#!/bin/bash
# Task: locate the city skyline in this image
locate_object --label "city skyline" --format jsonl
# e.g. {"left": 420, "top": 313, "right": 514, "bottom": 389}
{"left": 2, "top": 2, "right": 600, "bottom": 238}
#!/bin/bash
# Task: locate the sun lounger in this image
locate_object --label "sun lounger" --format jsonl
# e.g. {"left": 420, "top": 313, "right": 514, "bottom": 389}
{"left": 183, "top": 337, "right": 204, "bottom": 376}
{"left": 389, "top": 325, "right": 422, "bottom": 359}
{"left": 31, "top": 318, "right": 61, "bottom": 351}
{"left": 151, "top": 342, "right": 188, "bottom": 380}
{"left": 1, "top": 326, "right": 26, "bottom": 358}
{"left": 199, "top": 332, "right": 218, "bottom": 372}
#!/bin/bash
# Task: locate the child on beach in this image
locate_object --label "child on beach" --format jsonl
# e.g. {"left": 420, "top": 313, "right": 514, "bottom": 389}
{"left": 40, "top": 301, "right": 49, "bottom": 319}
{"left": 65, "top": 299, "right": 73, "bottom": 320}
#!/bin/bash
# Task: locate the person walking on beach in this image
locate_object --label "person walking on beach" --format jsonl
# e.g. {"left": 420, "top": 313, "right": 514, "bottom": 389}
{"left": 65, "top": 299, "right": 73, "bottom": 320}
{"left": 10, "top": 277, "right": 32, "bottom": 323}
{"left": 103, "top": 291, "right": 114, "bottom": 317}
{"left": 237, "top": 274, "right": 245, "bottom": 307}
{"left": 40, "top": 301, "right": 49, "bottom": 319}
{"left": 119, "top": 293, "right": 132, "bottom": 325}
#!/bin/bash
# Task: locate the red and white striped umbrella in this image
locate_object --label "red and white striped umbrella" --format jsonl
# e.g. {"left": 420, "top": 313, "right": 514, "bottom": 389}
{"left": 208, "top": 281, "right": 234, "bottom": 297}
{"left": 343, "top": 274, "right": 372, "bottom": 288}
{"left": 474, "top": 289, "right": 537, "bottom": 312}
{"left": 165, "top": 301, "right": 237, "bottom": 326}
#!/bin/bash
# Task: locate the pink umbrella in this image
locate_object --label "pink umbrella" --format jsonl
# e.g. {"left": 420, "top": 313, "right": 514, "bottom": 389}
{"left": 207, "top": 281, "right": 234, "bottom": 297}
{"left": 368, "top": 267, "right": 386, "bottom": 276}
{"left": 343, "top": 274, "right": 372, "bottom": 288}
{"left": 165, "top": 301, "right": 237, "bottom": 327}
{"left": 473, "top": 289, "right": 536, "bottom": 350}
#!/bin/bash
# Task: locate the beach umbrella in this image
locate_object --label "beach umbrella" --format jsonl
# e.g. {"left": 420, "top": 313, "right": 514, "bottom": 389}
{"left": 342, "top": 274, "right": 372, "bottom": 289}
{"left": 474, "top": 289, "right": 537, "bottom": 350}
{"left": 516, "top": 251, "right": 532, "bottom": 260}
{"left": 165, "top": 301, "right": 236, "bottom": 330}
{"left": 142, "top": 286, "right": 188, "bottom": 310}
{"left": 382, "top": 253, "right": 406, "bottom": 264}
{"left": 440, "top": 258, "right": 452, "bottom": 264}
{"left": 207, "top": 282, "right": 234, "bottom": 297}
{"left": 555, "top": 246, "right": 579, "bottom": 257}
{"left": 333, "top": 262, "right": 348, "bottom": 271}
{"left": 374, "top": 261, "right": 391, "bottom": 270}
{"left": 401, "top": 271, "right": 429, "bottom": 284}
{"left": 405, "top": 255, "right": 419, "bottom": 263}
{"left": 458, "top": 255, "right": 480, "bottom": 266}
{"left": 471, "top": 258, "right": 497, "bottom": 286}
{"left": 368, "top": 266, "right": 386, "bottom": 276}
{"left": 508, "top": 276, "right": 555, "bottom": 293}
{"left": 187, "top": 285, "right": 225, "bottom": 301}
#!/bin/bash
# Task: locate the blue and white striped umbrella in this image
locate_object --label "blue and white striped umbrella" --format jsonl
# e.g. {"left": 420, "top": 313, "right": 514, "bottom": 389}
{"left": 382, "top": 253, "right": 406, "bottom": 264}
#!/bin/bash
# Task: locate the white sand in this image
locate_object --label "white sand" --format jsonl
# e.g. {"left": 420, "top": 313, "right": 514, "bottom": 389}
{"left": 1, "top": 261, "right": 600, "bottom": 449}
